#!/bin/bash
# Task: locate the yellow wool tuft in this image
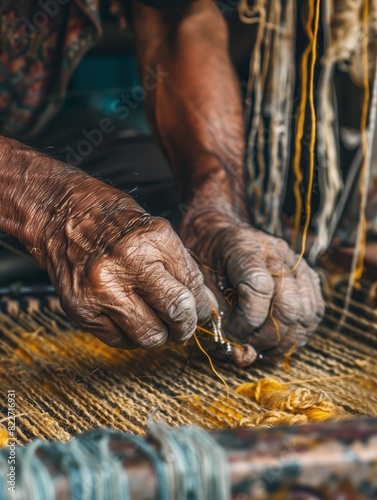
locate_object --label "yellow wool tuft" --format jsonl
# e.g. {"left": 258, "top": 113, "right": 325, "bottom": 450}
{"left": 236, "top": 378, "right": 289, "bottom": 401}
{"left": 0, "top": 427, "right": 9, "bottom": 448}
{"left": 303, "top": 407, "right": 336, "bottom": 422}
{"left": 235, "top": 378, "right": 341, "bottom": 424}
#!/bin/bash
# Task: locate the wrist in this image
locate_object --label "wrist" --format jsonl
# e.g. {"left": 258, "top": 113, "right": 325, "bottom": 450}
{"left": 181, "top": 167, "right": 249, "bottom": 226}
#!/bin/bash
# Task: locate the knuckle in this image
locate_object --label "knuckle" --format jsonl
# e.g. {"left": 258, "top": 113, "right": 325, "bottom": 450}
{"left": 61, "top": 294, "right": 89, "bottom": 320}
{"left": 151, "top": 217, "right": 174, "bottom": 239}
{"left": 166, "top": 290, "right": 196, "bottom": 324}
{"left": 297, "top": 263, "right": 313, "bottom": 280}
{"left": 185, "top": 266, "right": 204, "bottom": 290}
{"left": 88, "top": 261, "right": 113, "bottom": 286}
{"left": 247, "top": 311, "right": 268, "bottom": 329}
{"left": 265, "top": 236, "right": 292, "bottom": 260}
{"left": 137, "top": 325, "right": 168, "bottom": 349}
{"left": 248, "top": 270, "right": 274, "bottom": 296}
{"left": 279, "top": 304, "right": 300, "bottom": 324}
{"left": 276, "top": 293, "right": 301, "bottom": 323}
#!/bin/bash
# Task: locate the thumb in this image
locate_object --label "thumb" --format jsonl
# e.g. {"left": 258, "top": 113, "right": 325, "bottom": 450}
{"left": 226, "top": 251, "right": 275, "bottom": 340}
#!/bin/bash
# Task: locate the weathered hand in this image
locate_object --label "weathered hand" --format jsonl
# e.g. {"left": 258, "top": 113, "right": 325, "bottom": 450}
{"left": 33, "top": 176, "right": 216, "bottom": 349}
{"left": 180, "top": 211, "right": 324, "bottom": 362}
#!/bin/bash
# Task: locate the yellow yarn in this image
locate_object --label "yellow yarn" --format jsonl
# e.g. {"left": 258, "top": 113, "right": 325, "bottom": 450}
{"left": 304, "top": 406, "right": 336, "bottom": 422}
{"left": 270, "top": 0, "right": 321, "bottom": 279}
{"left": 0, "top": 427, "right": 9, "bottom": 447}
{"left": 291, "top": 0, "right": 321, "bottom": 272}
{"left": 291, "top": 0, "right": 316, "bottom": 243}
{"left": 193, "top": 333, "right": 230, "bottom": 399}
{"left": 235, "top": 378, "right": 340, "bottom": 423}
{"left": 352, "top": 0, "right": 370, "bottom": 281}
{"left": 254, "top": 410, "right": 309, "bottom": 427}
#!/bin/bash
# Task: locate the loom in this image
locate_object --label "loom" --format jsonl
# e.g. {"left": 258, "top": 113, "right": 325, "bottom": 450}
{"left": 0, "top": 259, "right": 377, "bottom": 498}
{"left": 1, "top": 0, "right": 377, "bottom": 498}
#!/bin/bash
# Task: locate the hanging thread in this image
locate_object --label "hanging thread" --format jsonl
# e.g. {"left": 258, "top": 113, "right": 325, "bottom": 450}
{"left": 193, "top": 333, "right": 230, "bottom": 399}
{"left": 149, "top": 419, "right": 230, "bottom": 500}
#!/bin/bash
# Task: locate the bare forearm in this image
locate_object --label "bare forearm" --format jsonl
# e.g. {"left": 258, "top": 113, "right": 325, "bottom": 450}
{"left": 133, "top": 2, "right": 324, "bottom": 361}
{"left": 0, "top": 137, "right": 142, "bottom": 268}
{"left": 0, "top": 137, "right": 216, "bottom": 349}
{"left": 0, "top": 137, "right": 76, "bottom": 254}
{"left": 133, "top": 0, "right": 247, "bottom": 221}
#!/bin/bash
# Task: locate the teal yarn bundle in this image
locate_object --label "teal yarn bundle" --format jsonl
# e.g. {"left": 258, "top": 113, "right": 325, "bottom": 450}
{"left": 0, "top": 426, "right": 230, "bottom": 500}
{"left": 149, "top": 422, "right": 230, "bottom": 500}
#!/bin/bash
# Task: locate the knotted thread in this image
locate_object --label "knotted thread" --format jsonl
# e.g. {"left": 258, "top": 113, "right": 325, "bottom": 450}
{"left": 235, "top": 378, "right": 343, "bottom": 424}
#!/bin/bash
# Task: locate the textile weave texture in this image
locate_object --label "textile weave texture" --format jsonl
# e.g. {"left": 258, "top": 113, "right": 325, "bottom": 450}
{"left": 0, "top": 281, "right": 376, "bottom": 445}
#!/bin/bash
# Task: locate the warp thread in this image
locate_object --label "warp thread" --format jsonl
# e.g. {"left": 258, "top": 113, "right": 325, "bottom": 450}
{"left": 324, "top": 0, "right": 377, "bottom": 84}
{"left": 312, "top": 0, "right": 377, "bottom": 258}
{"left": 339, "top": 0, "right": 377, "bottom": 326}
{"left": 1, "top": 291, "right": 374, "bottom": 444}
{"left": 310, "top": 0, "right": 343, "bottom": 260}
{"left": 149, "top": 420, "right": 230, "bottom": 500}
{"left": 241, "top": 0, "right": 296, "bottom": 236}
{"left": 241, "top": 0, "right": 377, "bottom": 263}
{"left": 0, "top": 427, "right": 230, "bottom": 500}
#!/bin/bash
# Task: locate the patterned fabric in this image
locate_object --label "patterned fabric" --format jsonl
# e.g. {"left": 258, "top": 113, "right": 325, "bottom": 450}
{"left": 0, "top": 0, "right": 194, "bottom": 140}
{"left": 0, "top": 0, "right": 103, "bottom": 139}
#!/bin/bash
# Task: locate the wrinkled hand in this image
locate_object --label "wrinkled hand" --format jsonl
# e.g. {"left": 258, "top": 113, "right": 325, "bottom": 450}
{"left": 180, "top": 213, "right": 325, "bottom": 361}
{"left": 35, "top": 176, "right": 216, "bottom": 349}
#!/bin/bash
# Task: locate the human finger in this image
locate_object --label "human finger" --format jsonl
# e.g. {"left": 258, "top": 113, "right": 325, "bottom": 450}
{"left": 250, "top": 275, "right": 302, "bottom": 351}
{"left": 226, "top": 252, "right": 275, "bottom": 339}
{"left": 136, "top": 264, "right": 198, "bottom": 343}
{"left": 164, "top": 246, "right": 219, "bottom": 325}
{"left": 101, "top": 292, "right": 170, "bottom": 349}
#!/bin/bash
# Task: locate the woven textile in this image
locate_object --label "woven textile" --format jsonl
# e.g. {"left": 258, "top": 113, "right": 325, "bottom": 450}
{"left": 0, "top": 281, "right": 376, "bottom": 445}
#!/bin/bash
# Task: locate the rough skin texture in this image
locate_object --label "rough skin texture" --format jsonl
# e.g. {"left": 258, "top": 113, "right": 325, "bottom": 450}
{"left": 0, "top": 0, "right": 325, "bottom": 362}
